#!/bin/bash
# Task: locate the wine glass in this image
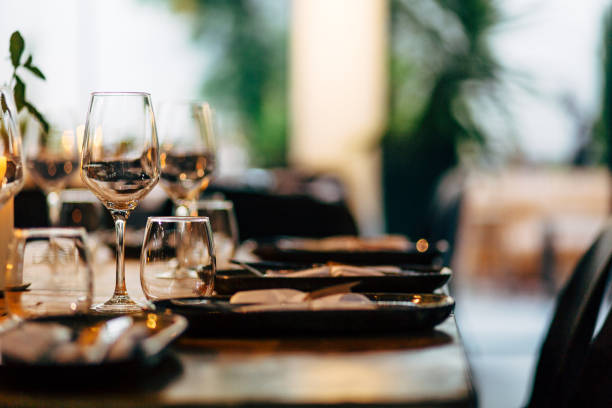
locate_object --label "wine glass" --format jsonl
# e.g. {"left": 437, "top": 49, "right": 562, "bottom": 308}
{"left": 0, "top": 86, "right": 25, "bottom": 207}
{"left": 4, "top": 227, "right": 93, "bottom": 320}
{"left": 196, "top": 199, "right": 239, "bottom": 268}
{"left": 80, "top": 92, "right": 160, "bottom": 313}
{"left": 140, "top": 216, "right": 216, "bottom": 301}
{"left": 157, "top": 102, "right": 216, "bottom": 216}
{"left": 24, "top": 112, "right": 78, "bottom": 226}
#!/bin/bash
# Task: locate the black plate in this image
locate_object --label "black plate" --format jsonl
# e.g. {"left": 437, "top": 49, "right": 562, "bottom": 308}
{"left": 153, "top": 293, "right": 454, "bottom": 337}
{"left": 214, "top": 263, "right": 452, "bottom": 295}
{"left": 0, "top": 312, "right": 187, "bottom": 386}
{"left": 253, "top": 239, "right": 443, "bottom": 265}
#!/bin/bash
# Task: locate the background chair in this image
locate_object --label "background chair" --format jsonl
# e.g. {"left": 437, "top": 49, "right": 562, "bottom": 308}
{"left": 527, "top": 221, "right": 612, "bottom": 407}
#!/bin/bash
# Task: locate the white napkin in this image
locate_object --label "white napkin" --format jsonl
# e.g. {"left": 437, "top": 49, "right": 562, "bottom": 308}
{"left": 265, "top": 264, "right": 401, "bottom": 277}
{"left": 1, "top": 321, "right": 149, "bottom": 364}
{"left": 229, "top": 288, "right": 375, "bottom": 311}
{"left": 1, "top": 323, "right": 72, "bottom": 363}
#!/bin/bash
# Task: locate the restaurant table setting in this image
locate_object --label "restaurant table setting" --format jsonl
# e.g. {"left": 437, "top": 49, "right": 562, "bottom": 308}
{"left": 0, "top": 87, "right": 475, "bottom": 407}
{"left": 215, "top": 261, "right": 452, "bottom": 294}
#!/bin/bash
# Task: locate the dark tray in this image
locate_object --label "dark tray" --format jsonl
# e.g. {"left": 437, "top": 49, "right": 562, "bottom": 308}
{"left": 214, "top": 262, "right": 451, "bottom": 295}
{"left": 153, "top": 293, "right": 454, "bottom": 337}
{"left": 252, "top": 240, "right": 443, "bottom": 265}
{"left": 0, "top": 312, "right": 187, "bottom": 386}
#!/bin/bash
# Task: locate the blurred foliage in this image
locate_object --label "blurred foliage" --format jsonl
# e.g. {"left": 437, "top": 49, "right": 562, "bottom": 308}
{"left": 8, "top": 31, "right": 48, "bottom": 134}
{"left": 163, "top": 0, "right": 288, "bottom": 167}
{"left": 384, "top": 0, "right": 503, "bottom": 239}
{"left": 594, "top": 8, "right": 612, "bottom": 170}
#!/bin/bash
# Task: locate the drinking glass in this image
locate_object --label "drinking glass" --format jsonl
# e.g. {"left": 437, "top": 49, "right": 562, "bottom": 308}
{"left": 157, "top": 102, "right": 216, "bottom": 216}
{"left": 196, "top": 199, "right": 238, "bottom": 268}
{"left": 59, "top": 189, "right": 104, "bottom": 232}
{"left": 140, "top": 216, "right": 215, "bottom": 300}
{"left": 4, "top": 228, "right": 93, "bottom": 320}
{"left": 24, "top": 112, "right": 78, "bottom": 226}
{"left": 80, "top": 92, "right": 160, "bottom": 313}
{"left": 0, "top": 86, "right": 25, "bottom": 207}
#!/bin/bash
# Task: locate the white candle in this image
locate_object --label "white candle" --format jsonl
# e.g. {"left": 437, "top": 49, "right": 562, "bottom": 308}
{"left": 0, "top": 199, "right": 14, "bottom": 289}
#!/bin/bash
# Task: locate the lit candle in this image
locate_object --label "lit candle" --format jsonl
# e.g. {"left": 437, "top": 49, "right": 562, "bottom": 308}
{"left": 0, "top": 198, "right": 14, "bottom": 289}
{"left": 0, "top": 155, "right": 6, "bottom": 185}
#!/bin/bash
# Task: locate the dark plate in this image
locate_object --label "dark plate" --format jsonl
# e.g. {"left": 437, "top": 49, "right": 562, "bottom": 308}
{"left": 0, "top": 312, "right": 187, "bottom": 386}
{"left": 153, "top": 293, "right": 454, "bottom": 337}
{"left": 214, "top": 263, "right": 452, "bottom": 295}
{"left": 252, "top": 240, "right": 443, "bottom": 265}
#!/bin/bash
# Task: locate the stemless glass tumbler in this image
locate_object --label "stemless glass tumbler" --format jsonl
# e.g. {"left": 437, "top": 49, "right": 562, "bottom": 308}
{"left": 80, "top": 92, "right": 160, "bottom": 313}
{"left": 4, "top": 228, "right": 93, "bottom": 320}
{"left": 140, "top": 216, "right": 216, "bottom": 301}
{"left": 196, "top": 199, "right": 238, "bottom": 268}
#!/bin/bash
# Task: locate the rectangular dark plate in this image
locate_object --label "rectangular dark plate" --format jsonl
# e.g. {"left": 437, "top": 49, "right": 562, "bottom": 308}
{"left": 153, "top": 293, "right": 454, "bottom": 337}
{"left": 252, "top": 239, "right": 443, "bottom": 265}
{"left": 0, "top": 312, "right": 187, "bottom": 387}
{"left": 215, "top": 263, "right": 452, "bottom": 295}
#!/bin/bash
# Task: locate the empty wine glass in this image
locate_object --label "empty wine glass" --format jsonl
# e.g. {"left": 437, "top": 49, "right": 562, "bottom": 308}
{"left": 196, "top": 199, "right": 238, "bottom": 268}
{"left": 24, "top": 112, "right": 78, "bottom": 226}
{"left": 4, "top": 227, "right": 93, "bottom": 320}
{"left": 157, "top": 102, "right": 216, "bottom": 216}
{"left": 80, "top": 92, "right": 160, "bottom": 313}
{"left": 0, "top": 86, "right": 25, "bottom": 207}
{"left": 140, "top": 216, "right": 216, "bottom": 300}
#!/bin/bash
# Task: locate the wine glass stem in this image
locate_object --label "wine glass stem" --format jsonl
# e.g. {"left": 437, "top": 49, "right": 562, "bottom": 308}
{"left": 112, "top": 212, "right": 128, "bottom": 297}
{"left": 47, "top": 191, "right": 61, "bottom": 226}
{"left": 176, "top": 200, "right": 198, "bottom": 216}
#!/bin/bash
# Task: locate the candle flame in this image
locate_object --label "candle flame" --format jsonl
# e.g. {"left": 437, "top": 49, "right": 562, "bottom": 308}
{"left": 0, "top": 156, "right": 6, "bottom": 184}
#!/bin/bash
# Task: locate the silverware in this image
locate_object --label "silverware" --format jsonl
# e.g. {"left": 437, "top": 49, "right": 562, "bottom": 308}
{"left": 230, "top": 260, "right": 266, "bottom": 277}
{"left": 80, "top": 316, "right": 134, "bottom": 363}
{"left": 303, "top": 281, "right": 361, "bottom": 301}
{"left": 170, "top": 298, "right": 238, "bottom": 311}
{"left": 3, "top": 282, "right": 32, "bottom": 292}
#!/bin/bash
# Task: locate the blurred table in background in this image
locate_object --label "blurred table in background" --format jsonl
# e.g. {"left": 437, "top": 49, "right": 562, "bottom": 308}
{"left": 453, "top": 167, "right": 610, "bottom": 291}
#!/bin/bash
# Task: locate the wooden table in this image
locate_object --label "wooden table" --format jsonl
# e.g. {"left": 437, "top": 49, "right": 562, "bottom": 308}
{"left": 0, "top": 260, "right": 477, "bottom": 407}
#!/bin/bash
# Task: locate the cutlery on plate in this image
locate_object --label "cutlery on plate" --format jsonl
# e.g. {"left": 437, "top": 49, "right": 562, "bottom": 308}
{"left": 79, "top": 316, "right": 134, "bottom": 363}
{"left": 303, "top": 281, "right": 361, "bottom": 300}
{"left": 230, "top": 260, "right": 266, "bottom": 277}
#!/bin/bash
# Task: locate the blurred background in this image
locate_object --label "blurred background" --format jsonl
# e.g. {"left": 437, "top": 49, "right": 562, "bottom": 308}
{"left": 0, "top": 0, "right": 611, "bottom": 406}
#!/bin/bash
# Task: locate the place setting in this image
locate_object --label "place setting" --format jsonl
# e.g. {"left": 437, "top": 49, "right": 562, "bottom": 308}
{"left": 0, "top": 84, "right": 461, "bottom": 383}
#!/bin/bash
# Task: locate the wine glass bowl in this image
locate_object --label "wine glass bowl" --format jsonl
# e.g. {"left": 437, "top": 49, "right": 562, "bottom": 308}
{"left": 158, "top": 102, "right": 216, "bottom": 216}
{"left": 80, "top": 92, "right": 160, "bottom": 313}
{"left": 24, "top": 112, "right": 78, "bottom": 226}
{"left": 0, "top": 86, "right": 25, "bottom": 207}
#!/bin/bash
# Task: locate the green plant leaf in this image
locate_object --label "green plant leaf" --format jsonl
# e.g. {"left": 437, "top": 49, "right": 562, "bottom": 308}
{"left": 24, "top": 64, "right": 45, "bottom": 80}
{"left": 23, "top": 54, "right": 45, "bottom": 80}
{"left": 24, "top": 101, "right": 49, "bottom": 134}
{"left": 0, "top": 93, "right": 8, "bottom": 113}
{"left": 9, "top": 31, "right": 24, "bottom": 68}
{"left": 13, "top": 75, "right": 25, "bottom": 111}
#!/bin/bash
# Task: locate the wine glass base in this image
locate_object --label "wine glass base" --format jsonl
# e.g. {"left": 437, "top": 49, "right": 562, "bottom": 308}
{"left": 90, "top": 295, "right": 145, "bottom": 314}
{"left": 155, "top": 268, "right": 199, "bottom": 279}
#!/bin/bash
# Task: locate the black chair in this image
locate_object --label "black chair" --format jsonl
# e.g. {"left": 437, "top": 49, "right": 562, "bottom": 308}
{"left": 527, "top": 222, "right": 612, "bottom": 408}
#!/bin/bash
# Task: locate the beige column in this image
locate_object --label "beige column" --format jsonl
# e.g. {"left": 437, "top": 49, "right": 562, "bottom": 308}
{"left": 290, "top": 0, "right": 388, "bottom": 235}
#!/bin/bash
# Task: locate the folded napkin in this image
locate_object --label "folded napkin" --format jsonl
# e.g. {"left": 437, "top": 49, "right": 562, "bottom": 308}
{"left": 1, "top": 323, "right": 72, "bottom": 364}
{"left": 229, "top": 288, "right": 375, "bottom": 311}
{"left": 264, "top": 264, "right": 401, "bottom": 277}
{"left": 1, "top": 319, "right": 148, "bottom": 365}
{"left": 277, "top": 235, "right": 411, "bottom": 252}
